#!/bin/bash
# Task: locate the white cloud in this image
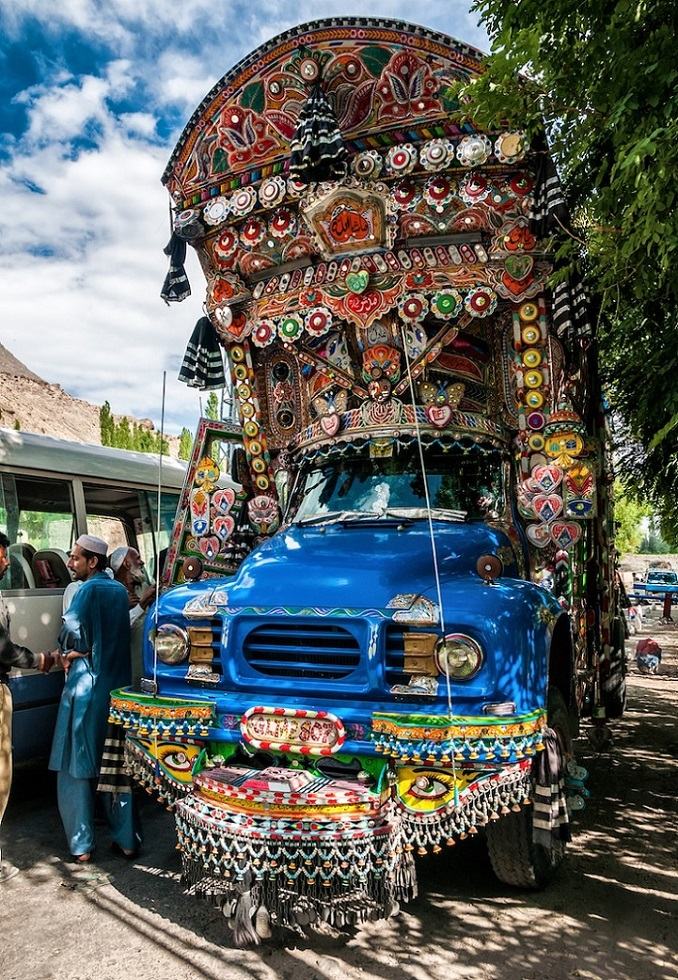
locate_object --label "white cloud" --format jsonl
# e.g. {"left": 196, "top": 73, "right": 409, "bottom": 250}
{"left": 1, "top": 2, "right": 488, "bottom": 436}
{"left": 2, "top": 82, "right": 205, "bottom": 434}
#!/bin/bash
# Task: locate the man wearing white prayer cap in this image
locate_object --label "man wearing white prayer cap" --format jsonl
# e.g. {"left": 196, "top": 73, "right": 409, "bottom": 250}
{"left": 49, "top": 534, "right": 139, "bottom": 862}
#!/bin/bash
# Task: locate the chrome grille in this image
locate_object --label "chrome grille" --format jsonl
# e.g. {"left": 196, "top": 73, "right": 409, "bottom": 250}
{"left": 242, "top": 622, "right": 360, "bottom": 680}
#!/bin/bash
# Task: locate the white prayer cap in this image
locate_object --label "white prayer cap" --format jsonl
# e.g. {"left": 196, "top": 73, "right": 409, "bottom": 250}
{"left": 75, "top": 534, "right": 108, "bottom": 556}
{"left": 109, "top": 546, "right": 131, "bottom": 574}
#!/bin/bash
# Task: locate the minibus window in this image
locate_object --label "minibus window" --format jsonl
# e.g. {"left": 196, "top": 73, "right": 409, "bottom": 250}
{"left": 0, "top": 474, "right": 74, "bottom": 590}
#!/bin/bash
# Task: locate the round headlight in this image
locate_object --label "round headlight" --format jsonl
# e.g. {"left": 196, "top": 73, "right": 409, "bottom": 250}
{"left": 154, "top": 624, "right": 189, "bottom": 664}
{"left": 435, "top": 633, "right": 483, "bottom": 679}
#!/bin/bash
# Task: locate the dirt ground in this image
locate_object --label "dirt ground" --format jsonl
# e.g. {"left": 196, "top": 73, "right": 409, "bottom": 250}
{"left": 2, "top": 617, "right": 677, "bottom": 980}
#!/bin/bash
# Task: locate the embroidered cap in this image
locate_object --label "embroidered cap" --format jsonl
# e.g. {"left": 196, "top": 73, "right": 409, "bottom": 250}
{"left": 75, "top": 534, "right": 108, "bottom": 556}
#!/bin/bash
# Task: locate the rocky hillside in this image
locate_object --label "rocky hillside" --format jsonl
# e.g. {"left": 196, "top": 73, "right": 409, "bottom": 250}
{"left": 0, "top": 342, "right": 178, "bottom": 453}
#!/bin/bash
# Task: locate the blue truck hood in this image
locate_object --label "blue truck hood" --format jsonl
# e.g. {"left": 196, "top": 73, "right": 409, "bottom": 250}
{"left": 217, "top": 520, "right": 518, "bottom": 609}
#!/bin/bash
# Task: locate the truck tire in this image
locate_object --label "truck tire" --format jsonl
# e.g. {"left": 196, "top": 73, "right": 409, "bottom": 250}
{"left": 486, "top": 688, "right": 569, "bottom": 889}
{"left": 602, "top": 617, "right": 626, "bottom": 719}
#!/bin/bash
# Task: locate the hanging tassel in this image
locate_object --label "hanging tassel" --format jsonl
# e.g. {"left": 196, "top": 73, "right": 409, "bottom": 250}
{"left": 178, "top": 317, "right": 226, "bottom": 390}
{"left": 160, "top": 232, "right": 191, "bottom": 304}
{"left": 232, "top": 870, "right": 260, "bottom": 947}
{"left": 289, "top": 82, "right": 347, "bottom": 184}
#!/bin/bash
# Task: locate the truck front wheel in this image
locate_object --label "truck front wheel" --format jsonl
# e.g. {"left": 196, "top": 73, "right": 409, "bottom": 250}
{"left": 486, "top": 688, "right": 570, "bottom": 889}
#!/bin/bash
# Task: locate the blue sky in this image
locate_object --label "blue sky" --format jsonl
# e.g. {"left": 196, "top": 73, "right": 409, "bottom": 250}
{"left": 0, "top": 1, "right": 488, "bottom": 436}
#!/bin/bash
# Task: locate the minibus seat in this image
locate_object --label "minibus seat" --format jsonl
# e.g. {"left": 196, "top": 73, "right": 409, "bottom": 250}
{"left": 8, "top": 546, "right": 36, "bottom": 589}
{"left": 32, "top": 549, "right": 71, "bottom": 589}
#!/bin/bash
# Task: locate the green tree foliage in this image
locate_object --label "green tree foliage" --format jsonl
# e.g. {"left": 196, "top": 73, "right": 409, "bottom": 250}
{"left": 205, "top": 391, "right": 220, "bottom": 421}
{"left": 99, "top": 402, "right": 168, "bottom": 455}
{"left": 99, "top": 401, "right": 114, "bottom": 446}
{"left": 178, "top": 427, "right": 193, "bottom": 460}
{"left": 452, "top": 0, "right": 678, "bottom": 543}
{"left": 614, "top": 481, "right": 652, "bottom": 554}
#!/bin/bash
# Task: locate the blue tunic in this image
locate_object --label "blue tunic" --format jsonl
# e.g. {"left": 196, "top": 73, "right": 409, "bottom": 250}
{"left": 49, "top": 572, "right": 131, "bottom": 779}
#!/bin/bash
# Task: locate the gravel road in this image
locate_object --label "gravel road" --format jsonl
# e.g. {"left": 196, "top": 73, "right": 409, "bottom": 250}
{"left": 2, "top": 620, "right": 676, "bottom": 980}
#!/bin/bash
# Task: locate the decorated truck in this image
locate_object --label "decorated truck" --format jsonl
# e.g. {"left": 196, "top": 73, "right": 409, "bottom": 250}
{"left": 110, "top": 18, "right": 621, "bottom": 943}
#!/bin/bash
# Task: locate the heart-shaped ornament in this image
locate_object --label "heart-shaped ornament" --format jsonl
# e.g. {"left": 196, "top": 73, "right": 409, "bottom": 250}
{"left": 532, "top": 464, "right": 563, "bottom": 493}
{"left": 212, "top": 487, "right": 236, "bottom": 514}
{"left": 320, "top": 413, "right": 340, "bottom": 437}
{"left": 533, "top": 493, "right": 563, "bottom": 523}
{"left": 345, "top": 270, "right": 369, "bottom": 294}
{"left": 197, "top": 536, "right": 221, "bottom": 561}
{"left": 426, "top": 404, "right": 452, "bottom": 428}
{"left": 526, "top": 523, "right": 551, "bottom": 548}
{"left": 550, "top": 521, "right": 582, "bottom": 550}
{"left": 213, "top": 515, "right": 235, "bottom": 542}
{"left": 504, "top": 254, "right": 534, "bottom": 282}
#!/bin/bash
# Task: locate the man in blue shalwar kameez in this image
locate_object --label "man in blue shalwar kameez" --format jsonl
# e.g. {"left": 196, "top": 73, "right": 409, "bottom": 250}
{"left": 49, "top": 534, "right": 139, "bottom": 862}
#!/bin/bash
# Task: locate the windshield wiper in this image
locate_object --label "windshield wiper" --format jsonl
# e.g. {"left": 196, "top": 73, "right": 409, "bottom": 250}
{"left": 294, "top": 507, "right": 467, "bottom": 527}
{"left": 293, "top": 510, "right": 365, "bottom": 526}
{"left": 380, "top": 507, "right": 467, "bottom": 523}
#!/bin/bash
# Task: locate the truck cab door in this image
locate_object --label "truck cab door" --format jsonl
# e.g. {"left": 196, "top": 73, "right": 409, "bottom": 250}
{"left": 163, "top": 418, "right": 279, "bottom": 587}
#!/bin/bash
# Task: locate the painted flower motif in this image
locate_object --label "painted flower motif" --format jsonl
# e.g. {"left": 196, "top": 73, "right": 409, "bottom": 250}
{"left": 273, "top": 381, "right": 294, "bottom": 403}
{"left": 286, "top": 176, "right": 307, "bottom": 198}
{"left": 213, "top": 229, "right": 238, "bottom": 264}
{"left": 424, "top": 175, "right": 455, "bottom": 209}
{"left": 459, "top": 173, "right": 490, "bottom": 204}
{"left": 431, "top": 288, "right": 463, "bottom": 320}
{"left": 240, "top": 217, "right": 266, "bottom": 247}
{"left": 352, "top": 150, "right": 383, "bottom": 180}
{"left": 385, "top": 143, "right": 418, "bottom": 176}
{"left": 405, "top": 271, "right": 434, "bottom": 290}
{"left": 392, "top": 179, "right": 421, "bottom": 211}
{"left": 305, "top": 307, "right": 333, "bottom": 337}
{"left": 456, "top": 134, "right": 492, "bottom": 168}
{"left": 419, "top": 138, "right": 454, "bottom": 172}
{"left": 251, "top": 318, "right": 276, "bottom": 348}
{"left": 494, "top": 131, "right": 528, "bottom": 164}
{"left": 503, "top": 223, "right": 537, "bottom": 252}
{"left": 230, "top": 186, "right": 257, "bottom": 217}
{"left": 269, "top": 207, "right": 296, "bottom": 239}
{"left": 258, "top": 175, "right": 286, "bottom": 209}
{"left": 464, "top": 286, "right": 498, "bottom": 318}
{"left": 203, "top": 196, "right": 231, "bottom": 226}
{"left": 173, "top": 208, "right": 203, "bottom": 239}
{"left": 397, "top": 292, "right": 429, "bottom": 323}
{"left": 509, "top": 173, "right": 535, "bottom": 197}
{"left": 277, "top": 313, "right": 304, "bottom": 342}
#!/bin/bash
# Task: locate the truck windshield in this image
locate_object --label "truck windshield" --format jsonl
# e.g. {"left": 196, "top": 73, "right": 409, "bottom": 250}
{"left": 291, "top": 445, "right": 504, "bottom": 524}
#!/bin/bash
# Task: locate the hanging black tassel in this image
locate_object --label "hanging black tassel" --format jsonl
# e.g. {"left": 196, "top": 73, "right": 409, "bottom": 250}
{"left": 289, "top": 82, "right": 347, "bottom": 184}
{"left": 551, "top": 271, "right": 594, "bottom": 350}
{"left": 161, "top": 232, "right": 191, "bottom": 304}
{"left": 528, "top": 133, "right": 570, "bottom": 240}
{"left": 178, "top": 317, "right": 225, "bottom": 390}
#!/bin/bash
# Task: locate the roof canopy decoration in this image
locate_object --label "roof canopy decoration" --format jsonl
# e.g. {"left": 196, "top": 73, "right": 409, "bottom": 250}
{"left": 163, "top": 18, "right": 485, "bottom": 204}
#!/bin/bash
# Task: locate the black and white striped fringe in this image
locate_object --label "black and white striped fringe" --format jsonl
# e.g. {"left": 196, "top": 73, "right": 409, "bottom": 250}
{"left": 161, "top": 232, "right": 191, "bottom": 304}
{"left": 289, "top": 83, "right": 348, "bottom": 183}
{"left": 97, "top": 722, "right": 133, "bottom": 796}
{"left": 551, "top": 272, "right": 594, "bottom": 347}
{"left": 532, "top": 727, "right": 571, "bottom": 848}
{"left": 178, "top": 317, "right": 226, "bottom": 390}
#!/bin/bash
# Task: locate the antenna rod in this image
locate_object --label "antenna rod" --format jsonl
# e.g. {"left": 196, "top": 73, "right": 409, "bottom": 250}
{"left": 154, "top": 371, "right": 167, "bottom": 632}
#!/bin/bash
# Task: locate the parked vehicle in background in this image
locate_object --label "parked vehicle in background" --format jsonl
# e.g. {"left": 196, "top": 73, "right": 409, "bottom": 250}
{"left": 0, "top": 428, "right": 185, "bottom": 761}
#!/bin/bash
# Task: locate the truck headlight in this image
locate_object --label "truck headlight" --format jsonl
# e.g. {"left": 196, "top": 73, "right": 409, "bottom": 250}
{"left": 154, "top": 624, "right": 189, "bottom": 664}
{"left": 435, "top": 633, "right": 483, "bottom": 679}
